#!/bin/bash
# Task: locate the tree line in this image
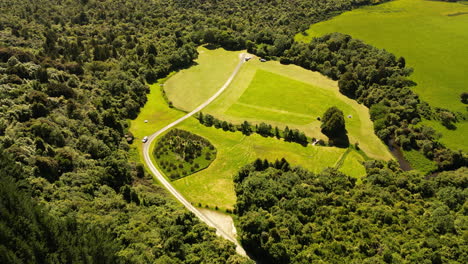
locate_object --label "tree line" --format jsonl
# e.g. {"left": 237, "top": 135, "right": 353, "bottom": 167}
{"left": 280, "top": 33, "right": 467, "bottom": 172}
{"left": 198, "top": 112, "right": 311, "bottom": 146}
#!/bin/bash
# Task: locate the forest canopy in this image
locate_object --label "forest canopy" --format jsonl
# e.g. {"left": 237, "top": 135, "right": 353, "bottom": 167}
{"left": 234, "top": 159, "right": 468, "bottom": 263}
{"left": 0, "top": 0, "right": 465, "bottom": 262}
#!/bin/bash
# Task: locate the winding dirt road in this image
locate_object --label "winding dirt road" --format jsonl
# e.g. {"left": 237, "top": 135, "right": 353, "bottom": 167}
{"left": 143, "top": 53, "right": 247, "bottom": 256}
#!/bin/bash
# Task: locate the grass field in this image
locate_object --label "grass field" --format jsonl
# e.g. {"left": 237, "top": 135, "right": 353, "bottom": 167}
{"left": 164, "top": 47, "right": 240, "bottom": 111}
{"left": 165, "top": 47, "right": 393, "bottom": 161}
{"left": 173, "top": 118, "right": 361, "bottom": 210}
{"left": 130, "top": 81, "right": 367, "bottom": 210}
{"left": 295, "top": 0, "right": 468, "bottom": 151}
{"left": 128, "top": 77, "right": 184, "bottom": 164}
{"left": 338, "top": 149, "right": 367, "bottom": 182}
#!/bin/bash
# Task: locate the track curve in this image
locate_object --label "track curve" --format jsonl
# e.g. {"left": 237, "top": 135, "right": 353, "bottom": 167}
{"left": 143, "top": 53, "right": 247, "bottom": 256}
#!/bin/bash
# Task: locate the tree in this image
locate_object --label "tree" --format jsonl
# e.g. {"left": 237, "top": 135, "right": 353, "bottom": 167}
{"left": 240, "top": 121, "right": 253, "bottom": 136}
{"left": 439, "top": 111, "right": 456, "bottom": 129}
{"left": 338, "top": 72, "right": 358, "bottom": 97}
{"left": 321, "top": 106, "right": 349, "bottom": 147}
{"left": 460, "top": 92, "right": 468, "bottom": 104}
{"left": 321, "top": 107, "right": 346, "bottom": 138}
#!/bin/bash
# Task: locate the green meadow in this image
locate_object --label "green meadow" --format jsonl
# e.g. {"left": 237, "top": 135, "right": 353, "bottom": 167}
{"left": 131, "top": 70, "right": 368, "bottom": 210}
{"left": 173, "top": 118, "right": 365, "bottom": 210}
{"left": 296, "top": 0, "right": 468, "bottom": 152}
{"left": 164, "top": 47, "right": 241, "bottom": 111}
{"left": 165, "top": 47, "right": 393, "bottom": 161}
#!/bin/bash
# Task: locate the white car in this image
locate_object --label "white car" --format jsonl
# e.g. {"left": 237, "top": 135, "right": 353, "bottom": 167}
{"left": 142, "top": 136, "right": 148, "bottom": 143}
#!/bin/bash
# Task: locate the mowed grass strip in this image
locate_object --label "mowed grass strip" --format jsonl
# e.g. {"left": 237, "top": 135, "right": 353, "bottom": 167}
{"left": 228, "top": 69, "right": 357, "bottom": 124}
{"left": 296, "top": 0, "right": 468, "bottom": 151}
{"left": 172, "top": 118, "right": 350, "bottom": 210}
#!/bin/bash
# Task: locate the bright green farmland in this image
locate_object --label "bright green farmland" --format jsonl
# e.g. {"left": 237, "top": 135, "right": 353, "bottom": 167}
{"left": 172, "top": 118, "right": 363, "bottom": 210}
{"left": 296, "top": 0, "right": 468, "bottom": 151}
{"left": 165, "top": 47, "right": 393, "bottom": 161}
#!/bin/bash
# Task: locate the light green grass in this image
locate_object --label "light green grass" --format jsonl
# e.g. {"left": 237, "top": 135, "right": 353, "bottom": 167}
{"left": 339, "top": 150, "right": 366, "bottom": 181}
{"left": 173, "top": 118, "right": 349, "bottom": 210}
{"left": 164, "top": 46, "right": 240, "bottom": 111}
{"left": 403, "top": 149, "right": 437, "bottom": 175}
{"left": 420, "top": 119, "right": 468, "bottom": 153}
{"left": 166, "top": 47, "right": 392, "bottom": 161}
{"left": 296, "top": 0, "right": 468, "bottom": 151}
{"left": 129, "top": 80, "right": 184, "bottom": 166}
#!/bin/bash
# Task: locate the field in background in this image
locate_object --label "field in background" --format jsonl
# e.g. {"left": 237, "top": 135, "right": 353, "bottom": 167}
{"left": 296, "top": 0, "right": 468, "bottom": 152}
{"left": 165, "top": 47, "right": 392, "bottom": 161}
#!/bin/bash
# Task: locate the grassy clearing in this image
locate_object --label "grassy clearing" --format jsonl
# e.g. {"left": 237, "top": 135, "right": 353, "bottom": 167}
{"left": 403, "top": 149, "right": 438, "bottom": 175}
{"left": 296, "top": 0, "right": 468, "bottom": 150}
{"left": 128, "top": 80, "right": 184, "bottom": 166}
{"left": 166, "top": 47, "right": 392, "bottom": 161}
{"left": 164, "top": 46, "right": 240, "bottom": 111}
{"left": 172, "top": 118, "right": 349, "bottom": 210}
{"left": 130, "top": 80, "right": 363, "bottom": 210}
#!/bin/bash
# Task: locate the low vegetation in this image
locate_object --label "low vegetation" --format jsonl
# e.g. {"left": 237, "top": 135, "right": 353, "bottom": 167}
{"left": 173, "top": 118, "right": 364, "bottom": 210}
{"left": 234, "top": 159, "right": 468, "bottom": 263}
{"left": 154, "top": 129, "right": 216, "bottom": 181}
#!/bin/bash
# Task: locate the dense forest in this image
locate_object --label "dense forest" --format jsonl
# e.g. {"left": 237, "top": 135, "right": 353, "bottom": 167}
{"left": 0, "top": 0, "right": 378, "bottom": 261}
{"left": 234, "top": 159, "right": 468, "bottom": 263}
{"left": 0, "top": 0, "right": 465, "bottom": 262}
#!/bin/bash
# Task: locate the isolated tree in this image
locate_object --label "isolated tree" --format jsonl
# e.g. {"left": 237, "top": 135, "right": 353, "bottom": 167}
{"left": 461, "top": 92, "right": 468, "bottom": 104}
{"left": 321, "top": 106, "right": 349, "bottom": 147}
{"left": 321, "top": 106, "right": 346, "bottom": 137}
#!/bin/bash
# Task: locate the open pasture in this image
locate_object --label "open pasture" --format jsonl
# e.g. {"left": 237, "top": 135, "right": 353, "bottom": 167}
{"left": 130, "top": 82, "right": 367, "bottom": 210}
{"left": 296, "top": 0, "right": 468, "bottom": 151}
{"left": 165, "top": 47, "right": 393, "bottom": 161}
{"left": 172, "top": 118, "right": 364, "bottom": 210}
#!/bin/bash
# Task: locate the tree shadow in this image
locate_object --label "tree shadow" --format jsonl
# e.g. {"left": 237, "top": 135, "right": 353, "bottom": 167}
{"left": 204, "top": 44, "right": 220, "bottom": 50}
{"left": 327, "top": 131, "right": 350, "bottom": 148}
{"left": 442, "top": 122, "right": 457, "bottom": 130}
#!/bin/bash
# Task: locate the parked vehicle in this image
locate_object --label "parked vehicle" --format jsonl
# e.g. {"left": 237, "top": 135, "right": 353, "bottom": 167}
{"left": 142, "top": 136, "right": 148, "bottom": 143}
